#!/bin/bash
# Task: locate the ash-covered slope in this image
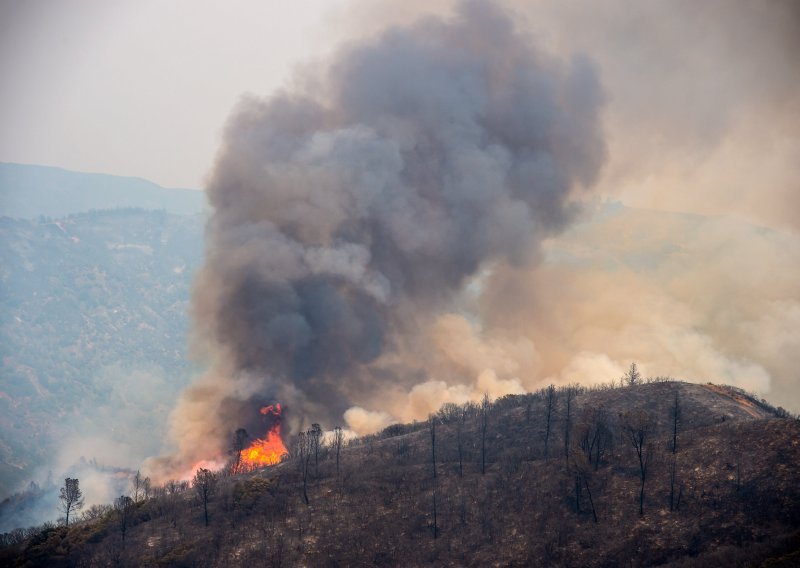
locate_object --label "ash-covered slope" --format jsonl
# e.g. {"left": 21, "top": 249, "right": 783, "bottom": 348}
{"left": 3, "top": 380, "right": 798, "bottom": 567}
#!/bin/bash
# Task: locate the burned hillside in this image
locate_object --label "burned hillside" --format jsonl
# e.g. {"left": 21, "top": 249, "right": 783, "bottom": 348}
{"left": 2, "top": 380, "right": 799, "bottom": 567}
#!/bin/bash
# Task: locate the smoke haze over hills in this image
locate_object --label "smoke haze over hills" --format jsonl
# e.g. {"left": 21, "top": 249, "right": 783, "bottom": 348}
{"left": 155, "top": 0, "right": 799, "bottom": 477}
{"left": 0, "top": 0, "right": 796, "bottom": 504}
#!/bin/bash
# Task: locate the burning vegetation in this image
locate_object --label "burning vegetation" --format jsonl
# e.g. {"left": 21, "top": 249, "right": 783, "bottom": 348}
{"left": 238, "top": 404, "right": 289, "bottom": 469}
{"left": 4, "top": 381, "right": 799, "bottom": 567}
{"left": 160, "top": 0, "right": 607, "bottom": 479}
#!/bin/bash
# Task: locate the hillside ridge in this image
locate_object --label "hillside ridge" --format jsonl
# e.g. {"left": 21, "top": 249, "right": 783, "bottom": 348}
{"left": 2, "top": 379, "right": 798, "bottom": 567}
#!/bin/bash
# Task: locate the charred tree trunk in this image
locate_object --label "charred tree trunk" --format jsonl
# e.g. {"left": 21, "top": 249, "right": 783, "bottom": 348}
{"left": 583, "top": 476, "right": 598, "bottom": 523}
{"left": 622, "top": 411, "right": 652, "bottom": 517}
{"left": 544, "top": 385, "right": 556, "bottom": 459}
{"left": 480, "top": 394, "right": 489, "bottom": 475}
{"left": 457, "top": 410, "right": 464, "bottom": 478}
{"left": 671, "top": 389, "right": 680, "bottom": 454}
{"left": 564, "top": 386, "right": 575, "bottom": 462}
{"left": 429, "top": 415, "right": 437, "bottom": 479}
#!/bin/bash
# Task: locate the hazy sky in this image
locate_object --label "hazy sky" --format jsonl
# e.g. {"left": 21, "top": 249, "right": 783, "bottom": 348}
{"left": 1, "top": 0, "right": 798, "bottom": 432}
{"left": 2, "top": 0, "right": 797, "bottom": 229}
{"left": 0, "top": 0, "right": 350, "bottom": 188}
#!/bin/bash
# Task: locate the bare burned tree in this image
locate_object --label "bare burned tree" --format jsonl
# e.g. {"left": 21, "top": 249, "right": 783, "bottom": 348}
{"left": 130, "top": 470, "right": 151, "bottom": 503}
{"left": 622, "top": 410, "right": 654, "bottom": 516}
{"left": 192, "top": 468, "right": 218, "bottom": 526}
{"left": 429, "top": 414, "right": 438, "bottom": 539}
{"left": 544, "top": 384, "right": 556, "bottom": 459}
{"left": 113, "top": 495, "right": 134, "bottom": 541}
{"left": 671, "top": 389, "right": 681, "bottom": 454}
{"left": 578, "top": 407, "right": 611, "bottom": 471}
{"left": 332, "top": 426, "right": 344, "bottom": 478}
{"left": 429, "top": 414, "right": 437, "bottom": 480}
{"left": 297, "top": 431, "right": 312, "bottom": 504}
{"left": 230, "top": 428, "right": 249, "bottom": 475}
{"left": 570, "top": 449, "right": 598, "bottom": 523}
{"left": 131, "top": 470, "right": 143, "bottom": 503}
{"left": 59, "top": 477, "right": 84, "bottom": 526}
{"left": 310, "top": 423, "right": 323, "bottom": 477}
{"left": 624, "top": 362, "right": 642, "bottom": 387}
{"left": 480, "top": 393, "right": 490, "bottom": 475}
{"left": 563, "top": 385, "right": 578, "bottom": 462}
{"left": 457, "top": 406, "right": 466, "bottom": 478}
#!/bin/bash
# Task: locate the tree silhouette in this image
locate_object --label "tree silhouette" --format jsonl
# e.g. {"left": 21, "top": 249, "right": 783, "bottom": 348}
{"left": 671, "top": 389, "right": 681, "bottom": 454}
{"left": 544, "top": 385, "right": 556, "bottom": 458}
{"left": 480, "top": 393, "right": 490, "bottom": 474}
{"left": 624, "top": 362, "right": 642, "bottom": 387}
{"left": 622, "top": 410, "right": 654, "bottom": 516}
{"left": 310, "top": 423, "right": 323, "bottom": 477}
{"left": 113, "top": 495, "right": 134, "bottom": 541}
{"left": 429, "top": 414, "right": 439, "bottom": 539}
{"left": 230, "top": 428, "right": 249, "bottom": 475}
{"left": 332, "top": 426, "right": 344, "bottom": 478}
{"left": 192, "top": 468, "right": 218, "bottom": 526}
{"left": 297, "top": 432, "right": 312, "bottom": 504}
{"left": 563, "top": 385, "right": 578, "bottom": 462}
{"left": 59, "top": 477, "right": 84, "bottom": 526}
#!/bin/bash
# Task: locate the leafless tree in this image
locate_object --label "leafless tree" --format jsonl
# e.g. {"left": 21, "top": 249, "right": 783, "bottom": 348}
{"left": 428, "top": 414, "right": 437, "bottom": 479}
{"left": 113, "top": 495, "right": 134, "bottom": 541}
{"left": 578, "top": 406, "right": 611, "bottom": 471}
{"left": 59, "top": 477, "right": 84, "bottom": 526}
{"left": 456, "top": 406, "right": 466, "bottom": 478}
{"left": 230, "top": 428, "right": 249, "bottom": 475}
{"left": 563, "top": 385, "right": 578, "bottom": 462}
{"left": 332, "top": 426, "right": 344, "bottom": 478}
{"left": 192, "top": 468, "right": 218, "bottom": 526}
{"left": 131, "top": 470, "right": 144, "bottom": 502}
{"left": 570, "top": 450, "right": 598, "bottom": 523}
{"left": 297, "top": 431, "right": 312, "bottom": 504}
{"left": 624, "top": 362, "right": 642, "bottom": 387}
{"left": 671, "top": 389, "right": 681, "bottom": 454}
{"left": 429, "top": 414, "right": 438, "bottom": 539}
{"left": 480, "top": 393, "right": 490, "bottom": 474}
{"left": 310, "top": 423, "right": 323, "bottom": 477}
{"left": 544, "top": 384, "right": 556, "bottom": 459}
{"left": 622, "top": 410, "right": 654, "bottom": 516}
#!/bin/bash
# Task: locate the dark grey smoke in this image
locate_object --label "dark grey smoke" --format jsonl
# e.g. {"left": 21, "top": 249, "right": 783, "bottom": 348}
{"left": 167, "top": 0, "right": 605, "bottom": 469}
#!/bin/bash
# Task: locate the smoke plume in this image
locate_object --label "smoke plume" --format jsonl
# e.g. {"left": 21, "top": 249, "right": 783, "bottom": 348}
{"left": 155, "top": 0, "right": 605, "bottom": 473}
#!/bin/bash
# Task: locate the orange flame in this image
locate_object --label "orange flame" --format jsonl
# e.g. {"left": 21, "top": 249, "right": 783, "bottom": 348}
{"left": 239, "top": 403, "right": 288, "bottom": 469}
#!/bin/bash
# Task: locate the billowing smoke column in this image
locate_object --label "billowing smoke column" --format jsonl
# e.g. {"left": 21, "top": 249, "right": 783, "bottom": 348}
{"left": 161, "top": 0, "right": 605, "bottom": 473}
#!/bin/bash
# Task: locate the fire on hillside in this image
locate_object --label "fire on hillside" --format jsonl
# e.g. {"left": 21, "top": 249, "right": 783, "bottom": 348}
{"left": 239, "top": 404, "right": 289, "bottom": 468}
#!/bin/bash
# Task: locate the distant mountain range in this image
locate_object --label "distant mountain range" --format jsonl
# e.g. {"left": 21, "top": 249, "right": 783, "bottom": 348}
{"left": 0, "top": 163, "right": 206, "bottom": 219}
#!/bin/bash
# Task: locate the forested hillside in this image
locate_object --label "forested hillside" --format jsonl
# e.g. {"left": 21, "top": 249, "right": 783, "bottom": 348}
{"left": 0, "top": 209, "right": 204, "bottom": 501}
